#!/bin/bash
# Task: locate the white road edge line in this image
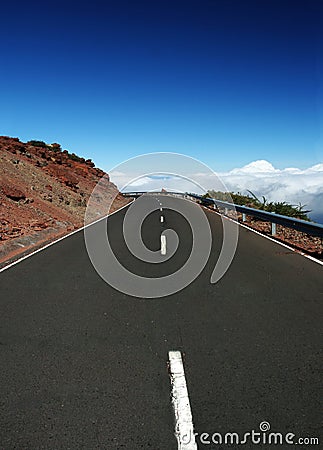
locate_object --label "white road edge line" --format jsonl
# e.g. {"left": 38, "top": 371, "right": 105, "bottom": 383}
{"left": 168, "top": 351, "right": 197, "bottom": 450}
{"left": 161, "top": 234, "right": 167, "bottom": 255}
{"left": 200, "top": 205, "right": 323, "bottom": 267}
{"left": 0, "top": 200, "right": 134, "bottom": 273}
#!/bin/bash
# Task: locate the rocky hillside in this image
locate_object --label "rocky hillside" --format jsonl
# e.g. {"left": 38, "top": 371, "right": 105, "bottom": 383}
{"left": 0, "top": 136, "right": 129, "bottom": 265}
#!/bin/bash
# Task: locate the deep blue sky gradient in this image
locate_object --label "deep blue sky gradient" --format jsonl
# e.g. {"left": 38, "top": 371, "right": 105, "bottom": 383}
{"left": 1, "top": 0, "right": 322, "bottom": 172}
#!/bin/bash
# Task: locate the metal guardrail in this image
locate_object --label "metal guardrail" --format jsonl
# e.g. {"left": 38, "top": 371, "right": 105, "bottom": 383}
{"left": 122, "top": 191, "right": 186, "bottom": 198}
{"left": 122, "top": 191, "right": 323, "bottom": 238}
{"left": 189, "top": 193, "right": 323, "bottom": 239}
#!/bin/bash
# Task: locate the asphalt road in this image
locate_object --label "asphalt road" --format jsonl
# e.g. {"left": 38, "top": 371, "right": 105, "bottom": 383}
{"left": 0, "top": 195, "right": 322, "bottom": 449}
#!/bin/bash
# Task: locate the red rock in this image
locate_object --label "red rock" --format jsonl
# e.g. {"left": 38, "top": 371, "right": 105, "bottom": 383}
{"left": 0, "top": 135, "right": 130, "bottom": 265}
{"left": 2, "top": 185, "right": 26, "bottom": 201}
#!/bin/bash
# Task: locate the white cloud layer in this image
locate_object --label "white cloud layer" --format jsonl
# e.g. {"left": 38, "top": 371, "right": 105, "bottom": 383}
{"left": 217, "top": 160, "right": 323, "bottom": 222}
{"left": 110, "top": 159, "right": 323, "bottom": 222}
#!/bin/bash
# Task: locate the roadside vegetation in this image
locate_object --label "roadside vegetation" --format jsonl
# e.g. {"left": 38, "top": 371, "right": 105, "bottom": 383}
{"left": 26, "top": 139, "right": 94, "bottom": 166}
{"left": 207, "top": 190, "right": 311, "bottom": 221}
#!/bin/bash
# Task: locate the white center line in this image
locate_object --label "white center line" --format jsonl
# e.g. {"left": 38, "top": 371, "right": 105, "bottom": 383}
{"left": 168, "top": 351, "right": 197, "bottom": 450}
{"left": 161, "top": 234, "right": 167, "bottom": 255}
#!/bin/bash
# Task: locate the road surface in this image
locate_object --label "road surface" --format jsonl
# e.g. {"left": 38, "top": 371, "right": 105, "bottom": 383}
{"left": 0, "top": 195, "right": 322, "bottom": 449}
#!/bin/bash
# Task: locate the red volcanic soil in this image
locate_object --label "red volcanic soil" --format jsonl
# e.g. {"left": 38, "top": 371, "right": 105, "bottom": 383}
{"left": 0, "top": 136, "right": 130, "bottom": 267}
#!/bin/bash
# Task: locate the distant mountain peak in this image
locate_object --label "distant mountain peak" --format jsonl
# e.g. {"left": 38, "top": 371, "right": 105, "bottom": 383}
{"left": 231, "top": 160, "right": 276, "bottom": 174}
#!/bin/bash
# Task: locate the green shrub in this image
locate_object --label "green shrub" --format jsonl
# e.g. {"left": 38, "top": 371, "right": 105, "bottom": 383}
{"left": 68, "top": 152, "right": 82, "bottom": 162}
{"left": 207, "top": 190, "right": 311, "bottom": 221}
{"left": 27, "top": 140, "right": 47, "bottom": 147}
{"left": 51, "top": 143, "right": 62, "bottom": 152}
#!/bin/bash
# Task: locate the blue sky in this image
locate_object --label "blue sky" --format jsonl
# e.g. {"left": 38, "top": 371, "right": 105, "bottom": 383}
{"left": 1, "top": 0, "right": 322, "bottom": 173}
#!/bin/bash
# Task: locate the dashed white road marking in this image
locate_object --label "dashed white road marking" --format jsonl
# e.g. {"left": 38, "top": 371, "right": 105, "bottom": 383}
{"left": 160, "top": 216, "right": 164, "bottom": 223}
{"left": 168, "top": 351, "right": 197, "bottom": 450}
{"left": 161, "top": 234, "right": 167, "bottom": 255}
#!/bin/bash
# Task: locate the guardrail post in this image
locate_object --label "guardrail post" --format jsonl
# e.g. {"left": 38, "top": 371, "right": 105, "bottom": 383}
{"left": 242, "top": 213, "right": 246, "bottom": 222}
{"left": 271, "top": 222, "right": 276, "bottom": 235}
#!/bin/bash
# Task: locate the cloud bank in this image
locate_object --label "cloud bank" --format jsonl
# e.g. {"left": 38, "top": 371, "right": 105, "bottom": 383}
{"left": 111, "top": 159, "right": 323, "bottom": 223}
{"left": 218, "top": 160, "right": 323, "bottom": 222}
